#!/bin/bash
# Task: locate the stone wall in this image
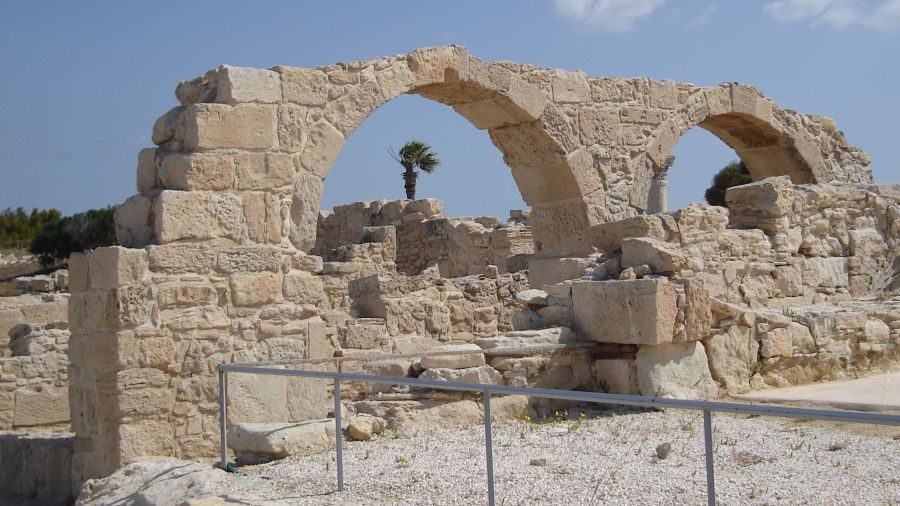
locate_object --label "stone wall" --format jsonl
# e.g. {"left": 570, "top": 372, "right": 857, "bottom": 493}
{"left": 0, "top": 293, "right": 69, "bottom": 356}
{"left": 0, "top": 323, "right": 70, "bottom": 430}
{"left": 314, "top": 198, "right": 533, "bottom": 277}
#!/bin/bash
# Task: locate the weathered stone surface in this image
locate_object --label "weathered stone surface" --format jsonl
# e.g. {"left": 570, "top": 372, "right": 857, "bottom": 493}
{"left": 14, "top": 385, "right": 70, "bottom": 426}
{"left": 420, "top": 343, "right": 485, "bottom": 369}
{"left": 88, "top": 247, "right": 148, "bottom": 290}
{"left": 148, "top": 244, "right": 215, "bottom": 274}
{"left": 229, "top": 272, "right": 280, "bottom": 307}
{"left": 154, "top": 191, "right": 244, "bottom": 243}
{"left": 595, "top": 359, "right": 639, "bottom": 395}
{"left": 157, "top": 152, "right": 235, "bottom": 191}
{"left": 636, "top": 341, "right": 719, "bottom": 399}
{"left": 180, "top": 104, "right": 279, "bottom": 151}
{"left": 572, "top": 279, "right": 677, "bottom": 345}
{"left": 419, "top": 365, "right": 504, "bottom": 385}
{"left": 348, "top": 414, "right": 387, "bottom": 441}
{"left": 227, "top": 420, "right": 335, "bottom": 463}
{"left": 209, "top": 65, "right": 282, "bottom": 105}
{"left": 704, "top": 325, "right": 758, "bottom": 394}
{"left": 76, "top": 458, "right": 228, "bottom": 506}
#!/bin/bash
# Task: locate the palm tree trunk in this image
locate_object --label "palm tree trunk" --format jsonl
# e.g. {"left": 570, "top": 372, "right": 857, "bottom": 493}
{"left": 403, "top": 168, "right": 418, "bottom": 200}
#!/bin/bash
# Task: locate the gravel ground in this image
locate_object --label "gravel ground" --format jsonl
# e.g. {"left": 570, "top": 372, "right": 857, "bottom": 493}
{"left": 227, "top": 408, "right": 900, "bottom": 505}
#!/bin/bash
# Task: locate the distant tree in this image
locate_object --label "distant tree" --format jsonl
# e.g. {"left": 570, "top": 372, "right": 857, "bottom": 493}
{"left": 704, "top": 161, "right": 752, "bottom": 207}
{"left": 0, "top": 207, "right": 62, "bottom": 249}
{"left": 29, "top": 206, "right": 117, "bottom": 266}
{"left": 391, "top": 141, "right": 440, "bottom": 200}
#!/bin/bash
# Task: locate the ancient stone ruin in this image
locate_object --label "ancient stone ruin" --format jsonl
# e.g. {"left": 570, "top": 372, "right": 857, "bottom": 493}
{"left": 2, "top": 46, "right": 896, "bottom": 502}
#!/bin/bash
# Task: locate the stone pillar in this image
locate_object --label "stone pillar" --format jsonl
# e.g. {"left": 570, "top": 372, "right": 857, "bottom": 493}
{"left": 647, "top": 156, "right": 673, "bottom": 214}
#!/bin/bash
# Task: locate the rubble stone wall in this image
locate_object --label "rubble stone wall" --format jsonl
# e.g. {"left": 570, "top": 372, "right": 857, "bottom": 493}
{"left": 0, "top": 323, "right": 70, "bottom": 430}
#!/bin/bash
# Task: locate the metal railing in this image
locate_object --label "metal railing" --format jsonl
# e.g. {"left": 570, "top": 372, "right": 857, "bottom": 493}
{"left": 217, "top": 363, "right": 900, "bottom": 506}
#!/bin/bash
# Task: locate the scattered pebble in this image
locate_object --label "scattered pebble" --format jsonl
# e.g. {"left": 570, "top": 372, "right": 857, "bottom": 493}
{"left": 529, "top": 457, "right": 549, "bottom": 467}
{"left": 655, "top": 442, "right": 672, "bottom": 460}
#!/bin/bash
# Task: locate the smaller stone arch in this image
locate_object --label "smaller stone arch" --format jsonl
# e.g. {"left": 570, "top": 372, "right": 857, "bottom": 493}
{"left": 641, "top": 83, "right": 873, "bottom": 213}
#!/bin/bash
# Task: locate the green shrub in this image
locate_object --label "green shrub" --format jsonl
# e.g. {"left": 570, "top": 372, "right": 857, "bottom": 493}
{"left": 29, "top": 207, "right": 117, "bottom": 266}
{"left": 704, "top": 161, "right": 752, "bottom": 207}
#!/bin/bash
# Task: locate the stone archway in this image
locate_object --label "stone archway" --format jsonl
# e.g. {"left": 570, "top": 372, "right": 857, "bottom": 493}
{"left": 75, "top": 47, "right": 876, "bottom": 485}
{"left": 637, "top": 83, "right": 874, "bottom": 212}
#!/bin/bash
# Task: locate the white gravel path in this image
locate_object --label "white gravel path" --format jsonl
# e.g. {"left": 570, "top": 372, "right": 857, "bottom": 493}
{"left": 226, "top": 408, "right": 900, "bottom": 505}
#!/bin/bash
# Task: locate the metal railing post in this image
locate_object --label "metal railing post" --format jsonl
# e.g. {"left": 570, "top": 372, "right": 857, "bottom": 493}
{"left": 703, "top": 409, "right": 715, "bottom": 506}
{"left": 334, "top": 375, "right": 344, "bottom": 492}
{"left": 218, "top": 370, "right": 228, "bottom": 470}
{"left": 483, "top": 389, "right": 495, "bottom": 506}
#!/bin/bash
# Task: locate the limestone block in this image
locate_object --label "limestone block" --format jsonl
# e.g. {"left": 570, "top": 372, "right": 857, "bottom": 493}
{"left": 528, "top": 257, "right": 593, "bottom": 288}
{"left": 277, "top": 103, "right": 309, "bottom": 152}
{"left": 180, "top": 103, "right": 278, "bottom": 151}
{"left": 419, "top": 365, "right": 504, "bottom": 385}
{"left": 407, "top": 45, "right": 468, "bottom": 87}
{"left": 148, "top": 244, "right": 215, "bottom": 274}
{"left": 760, "top": 327, "right": 793, "bottom": 358}
{"left": 636, "top": 341, "right": 719, "bottom": 399}
{"left": 88, "top": 247, "right": 148, "bottom": 290}
{"left": 289, "top": 173, "right": 325, "bottom": 251}
{"left": 243, "top": 192, "right": 282, "bottom": 244}
{"left": 74, "top": 458, "right": 228, "bottom": 506}
{"left": 788, "top": 322, "right": 816, "bottom": 354}
{"left": 209, "top": 65, "right": 282, "bottom": 105}
{"left": 234, "top": 152, "right": 295, "bottom": 191}
{"left": 282, "top": 271, "right": 326, "bottom": 306}
{"left": 217, "top": 246, "right": 281, "bottom": 273}
{"left": 13, "top": 385, "right": 70, "bottom": 426}
{"left": 621, "top": 237, "right": 686, "bottom": 273}
{"left": 227, "top": 420, "right": 334, "bottom": 463}
{"left": 863, "top": 319, "right": 890, "bottom": 343}
{"left": 572, "top": 279, "right": 677, "bottom": 345}
{"left": 671, "top": 203, "right": 729, "bottom": 245}
{"left": 587, "top": 214, "right": 667, "bottom": 252}
{"left": 338, "top": 320, "right": 386, "bottom": 349}
{"left": 578, "top": 106, "right": 620, "bottom": 146}
{"left": 118, "top": 419, "right": 175, "bottom": 462}
{"left": 474, "top": 328, "right": 572, "bottom": 355}
{"left": 420, "top": 343, "right": 485, "bottom": 369}
{"left": 227, "top": 372, "right": 288, "bottom": 424}
{"left": 551, "top": 70, "right": 590, "bottom": 103}
{"left": 152, "top": 106, "right": 186, "bottom": 145}
{"left": 703, "top": 325, "right": 758, "bottom": 394}
{"left": 156, "top": 282, "right": 217, "bottom": 309}
{"left": 594, "top": 359, "right": 639, "bottom": 395}
{"left": 299, "top": 121, "right": 344, "bottom": 179}
{"left": 287, "top": 371, "right": 329, "bottom": 422}
{"left": 348, "top": 414, "right": 387, "bottom": 441}
{"left": 726, "top": 176, "right": 795, "bottom": 223}
{"left": 675, "top": 279, "right": 712, "bottom": 342}
{"left": 68, "top": 252, "right": 89, "bottom": 293}
{"left": 275, "top": 66, "right": 329, "bottom": 106}
{"left": 803, "top": 257, "right": 848, "bottom": 288}
{"left": 649, "top": 80, "right": 678, "bottom": 109}
{"left": 136, "top": 148, "right": 159, "bottom": 193}
{"left": 230, "top": 272, "right": 280, "bottom": 307}
{"left": 114, "top": 194, "right": 154, "bottom": 248}
{"left": 154, "top": 191, "right": 244, "bottom": 243}
{"left": 157, "top": 152, "right": 235, "bottom": 191}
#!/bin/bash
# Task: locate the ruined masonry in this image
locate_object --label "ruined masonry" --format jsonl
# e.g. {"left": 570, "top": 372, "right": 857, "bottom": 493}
{"left": 60, "top": 45, "right": 896, "bottom": 489}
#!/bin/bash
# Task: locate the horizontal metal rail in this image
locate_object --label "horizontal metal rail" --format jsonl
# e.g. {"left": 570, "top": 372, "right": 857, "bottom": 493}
{"left": 217, "top": 363, "right": 900, "bottom": 506}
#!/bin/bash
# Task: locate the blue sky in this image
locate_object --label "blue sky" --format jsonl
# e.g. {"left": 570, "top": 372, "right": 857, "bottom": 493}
{"left": 0, "top": 0, "right": 897, "bottom": 218}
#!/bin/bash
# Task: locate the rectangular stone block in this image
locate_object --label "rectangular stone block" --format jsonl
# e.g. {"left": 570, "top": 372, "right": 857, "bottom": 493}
{"left": 227, "top": 371, "right": 288, "bottom": 424}
{"left": 88, "top": 247, "right": 148, "bottom": 290}
{"left": 211, "top": 65, "right": 282, "bottom": 105}
{"left": 68, "top": 252, "right": 89, "bottom": 293}
{"left": 217, "top": 246, "right": 281, "bottom": 274}
{"left": 243, "top": 192, "right": 283, "bottom": 244}
{"left": 136, "top": 147, "right": 159, "bottom": 193}
{"left": 154, "top": 190, "right": 244, "bottom": 243}
{"left": 148, "top": 244, "right": 216, "bottom": 274}
{"left": 230, "top": 272, "right": 280, "bottom": 307}
{"left": 114, "top": 194, "right": 154, "bottom": 248}
{"left": 180, "top": 103, "right": 279, "bottom": 151}
{"left": 552, "top": 70, "right": 590, "bottom": 103}
{"left": 274, "top": 66, "right": 329, "bottom": 106}
{"left": 572, "top": 278, "right": 677, "bottom": 345}
{"left": 13, "top": 385, "right": 70, "bottom": 426}
{"left": 157, "top": 152, "right": 235, "bottom": 191}
{"left": 235, "top": 152, "right": 295, "bottom": 190}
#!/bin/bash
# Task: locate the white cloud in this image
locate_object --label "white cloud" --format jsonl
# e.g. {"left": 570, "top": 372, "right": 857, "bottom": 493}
{"left": 552, "top": 0, "right": 667, "bottom": 32}
{"left": 687, "top": 3, "right": 719, "bottom": 27}
{"left": 764, "top": 0, "right": 900, "bottom": 30}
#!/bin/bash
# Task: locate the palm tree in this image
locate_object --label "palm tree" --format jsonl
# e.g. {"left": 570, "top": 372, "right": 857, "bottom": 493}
{"left": 391, "top": 141, "right": 440, "bottom": 200}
